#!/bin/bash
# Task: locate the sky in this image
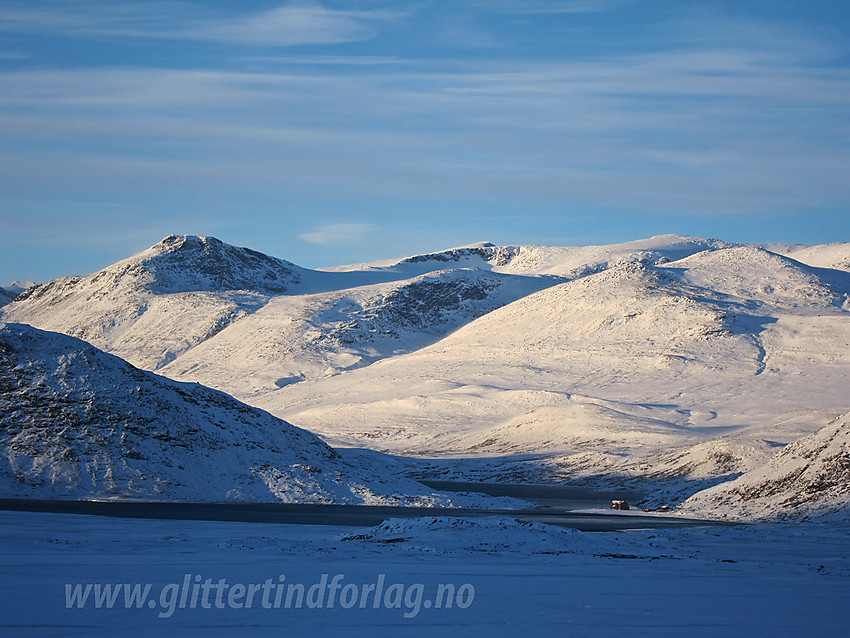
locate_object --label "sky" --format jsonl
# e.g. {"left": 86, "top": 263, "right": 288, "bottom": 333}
{"left": 1, "top": 0, "right": 849, "bottom": 283}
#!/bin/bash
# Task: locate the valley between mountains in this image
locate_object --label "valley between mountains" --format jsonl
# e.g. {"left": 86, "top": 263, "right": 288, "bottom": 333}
{"left": 2, "top": 233, "right": 849, "bottom": 520}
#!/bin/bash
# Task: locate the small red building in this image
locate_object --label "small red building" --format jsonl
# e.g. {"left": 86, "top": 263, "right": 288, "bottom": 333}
{"left": 609, "top": 500, "right": 629, "bottom": 510}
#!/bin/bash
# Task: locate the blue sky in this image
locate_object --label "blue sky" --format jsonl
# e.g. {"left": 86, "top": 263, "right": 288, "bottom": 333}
{"left": 1, "top": 0, "right": 849, "bottom": 282}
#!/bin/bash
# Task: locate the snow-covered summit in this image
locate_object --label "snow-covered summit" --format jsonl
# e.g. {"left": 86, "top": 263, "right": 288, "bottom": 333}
{"left": 20, "top": 235, "right": 303, "bottom": 300}
{"left": 0, "top": 281, "right": 35, "bottom": 307}
{"left": 661, "top": 245, "right": 850, "bottom": 311}
{"left": 769, "top": 241, "right": 850, "bottom": 272}
{"left": 1, "top": 235, "right": 312, "bottom": 370}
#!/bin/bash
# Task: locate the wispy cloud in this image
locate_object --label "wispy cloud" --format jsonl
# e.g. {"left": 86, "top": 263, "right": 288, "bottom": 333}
{"left": 0, "top": 1, "right": 400, "bottom": 46}
{"left": 187, "top": 3, "right": 400, "bottom": 46}
{"left": 0, "top": 1, "right": 195, "bottom": 38}
{"left": 298, "top": 223, "right": 377, "bottom": 245}
{"left": 1, "top": 0, "right": 849, "bottom": 257}
{"left": 467, "top": 0, "right": 628, "bottom": 14}
{"left": 2, "top": 34, "right": 849, "bottom": 216}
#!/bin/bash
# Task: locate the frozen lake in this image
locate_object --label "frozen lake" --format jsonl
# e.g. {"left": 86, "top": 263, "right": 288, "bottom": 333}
{"left": 0, "top": 492, "right": 714, "bottom": 533}
{"left": 420, "top": 480, "right": 645, "bottom": 509}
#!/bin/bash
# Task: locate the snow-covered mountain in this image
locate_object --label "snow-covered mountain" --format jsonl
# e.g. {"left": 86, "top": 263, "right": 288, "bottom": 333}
{"left": 0, "top": 282, "right": 33, "bottom": 307}
{"left": 1, "top": 235, "right": 558, "bottom": 389}
{"left": 327, "top": 235, "right": 731, "bottom": 278}
{"left": 267, "top": 243, "right": 849, "bottom": 456}
{"left": 680, "top": 411, "right": 850, "bottom": 520}
{"left": 2, "top": 236, "right": 304, "bottom": 370}
{"left": 768, "top": 242, "right": 850, "bottom": 272}
{"left": 0, "top": 322, "right": 452, "bottom": 504}
{"left": 3, "top": 233, "right": 849, "bottom": 519}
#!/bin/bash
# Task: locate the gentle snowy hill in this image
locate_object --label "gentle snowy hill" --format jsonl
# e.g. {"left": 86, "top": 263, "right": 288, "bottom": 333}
{"left": 0, "top": 322, "right": 452, "bottom": 505}
{"left": 679, "top": 411, "right": 850, "bottom": 520}
{"left": 667, "top": 245, "right": 850, "bottom": 311}
{"left": 768, "top": 242, "right": 850, "bottom": 272}
{"left": 486, "top": 234, "right": 731, "bottom": 278}
{"left": 425, "top": 396, "right": 699, "bottom": 457}
{"left": 263, "top": 244, "right": 850, "bottom": 483}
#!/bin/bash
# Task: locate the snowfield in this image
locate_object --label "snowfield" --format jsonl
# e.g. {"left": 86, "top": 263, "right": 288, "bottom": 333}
{"left": 1, "top": 509, "right": 848, "bottom": 637}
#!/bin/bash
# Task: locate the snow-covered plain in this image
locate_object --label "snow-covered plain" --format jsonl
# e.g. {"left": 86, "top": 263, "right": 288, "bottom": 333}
{"left": 1, "top": 509, "right": 848, "bottom": 637}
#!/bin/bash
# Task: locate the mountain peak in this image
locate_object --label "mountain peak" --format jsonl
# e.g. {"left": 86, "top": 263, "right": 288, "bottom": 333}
{"left": 126, "top": 235, "right": 302, "bottom": 294}
{"left": 151, "top": 234, "right": 227, "bottom": 254}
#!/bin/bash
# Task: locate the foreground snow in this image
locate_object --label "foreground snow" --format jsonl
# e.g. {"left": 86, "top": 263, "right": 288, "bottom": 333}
{"left": 1, "top": 510, "right": 847, "bottom": 637}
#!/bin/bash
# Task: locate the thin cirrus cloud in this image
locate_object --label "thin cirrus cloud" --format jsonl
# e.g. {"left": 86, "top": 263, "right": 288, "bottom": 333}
{"left": 468, "top": 0, "right": 629, "bottom": 13}
{"left": 1, "top": 40, "right": 848, "bottom": 215}
{"left": 0, "top": 1, "right": 399, "bottom": 47}
{"left": 189, "top": 5, "right": 401, "bottom": 46}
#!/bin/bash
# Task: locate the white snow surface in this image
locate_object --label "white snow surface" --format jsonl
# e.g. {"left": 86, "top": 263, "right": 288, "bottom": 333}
{"left": 2, "top": 509, "right": 849, "bottom": 636}
{"left": 337, "top": 515, "right": 614, "bottom": 554}
{"left": 769, "top": 241, "right": 850, "bottom": 272}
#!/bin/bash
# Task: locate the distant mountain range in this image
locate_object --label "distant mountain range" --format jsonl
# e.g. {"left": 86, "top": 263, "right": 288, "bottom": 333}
{"left": 2, "top": 233, "right": 849, "bottom": 518}
{"left": 0, "top": 281, "right": 33, "bottom": 307}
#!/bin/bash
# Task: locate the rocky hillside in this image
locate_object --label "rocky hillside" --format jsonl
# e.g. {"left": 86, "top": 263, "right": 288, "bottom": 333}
{"left": 679, "top": 411, "right": 850, "bottom": 520}
{"left": 0, "top": 322, "right": 448, "bottom": 505}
